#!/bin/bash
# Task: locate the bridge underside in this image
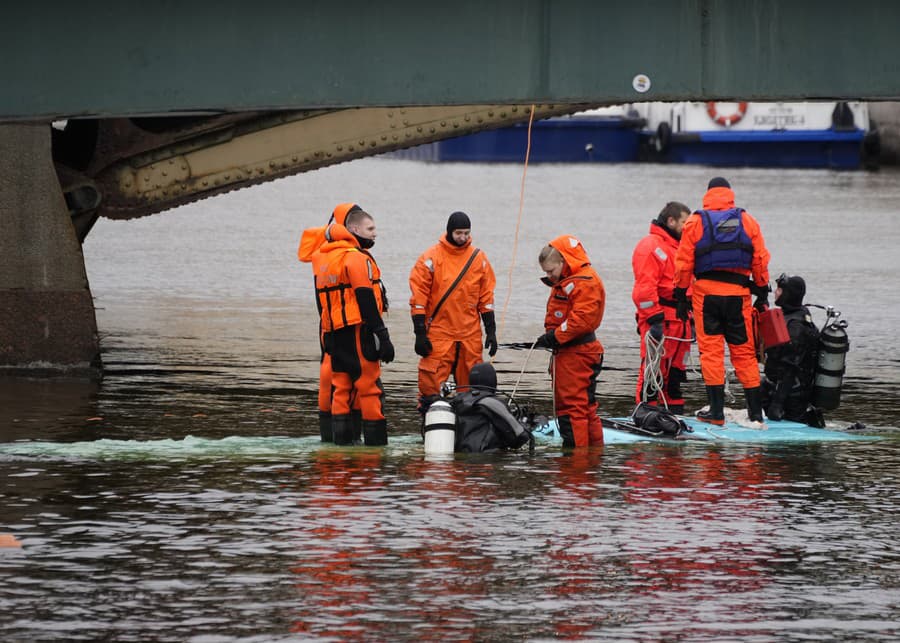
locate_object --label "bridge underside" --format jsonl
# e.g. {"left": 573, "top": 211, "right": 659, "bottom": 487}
{"left": 3, "top": 0, "right": 900, "bottom": 376}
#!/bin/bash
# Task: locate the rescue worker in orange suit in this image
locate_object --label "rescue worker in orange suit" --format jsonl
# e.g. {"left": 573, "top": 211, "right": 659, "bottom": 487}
{"left": 674, "top": 177, "right": 771, "bottom": 425}
{"left": 535, "top": 236, "right": 606, "bottom": 447}
{"left": 631, "top": 201, "right": 693, "bottom": 413}
{"left": 313, "top": 208, "right": 394, "bottom": 445}
{"left": 408, "top": 211, "right": 497, "bottom": 412}
{"left": 298, "top": 202, "right": 363, "bottom": 442}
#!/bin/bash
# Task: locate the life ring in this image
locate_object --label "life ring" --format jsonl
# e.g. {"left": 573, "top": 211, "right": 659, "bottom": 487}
{"left": 706, "top": 101, "right": 748, "bottom": 127}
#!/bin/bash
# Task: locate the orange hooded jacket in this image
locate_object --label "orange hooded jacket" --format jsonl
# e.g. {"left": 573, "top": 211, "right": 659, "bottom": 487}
{"left": 543, "top": 235, "right": 605, "bottom": 349}
{"left": 313, "top": 223, "right": 385, "bottom": 332}
{"left": 408, "top": 235, "right": 495, "bottom": 341}
{"left": 674, "top": 187, "right": 770, "bottom": 290}
{"left": 632, "top": 222, "right": 685, "bottom": 325}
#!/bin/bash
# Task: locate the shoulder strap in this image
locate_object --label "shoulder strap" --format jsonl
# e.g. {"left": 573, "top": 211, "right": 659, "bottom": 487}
{"left": 429, "top": 248, "right": 481, "bottom": 324}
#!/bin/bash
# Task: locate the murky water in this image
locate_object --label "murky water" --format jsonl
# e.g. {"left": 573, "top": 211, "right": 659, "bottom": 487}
{"left": 2, "top": 160, "right": 899, "bottom": 641}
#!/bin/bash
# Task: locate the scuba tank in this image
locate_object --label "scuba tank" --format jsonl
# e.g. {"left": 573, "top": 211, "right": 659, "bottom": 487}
{"left": 423, "top": 399, "right": 456, "bottom": 455}
{"left": 811, "top": 306, "right": 849, "bottom": 411}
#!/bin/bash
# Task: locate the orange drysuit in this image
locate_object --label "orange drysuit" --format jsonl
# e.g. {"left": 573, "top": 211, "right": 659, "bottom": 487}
{"left": 542, "top": 235, "right": 605, "bottom": 447}
{"left": 298, "top": 203, "right": 361, "bottom": 435}
{"left": 674, "top": 186, "right": 770, "bottom": 388}
{"left": 408, "top": 235, "right": 496, "bottom": 401}
{"left": 631, "top": 222, "right": 692, "bottom": 408}
{"left": 313, "top": 223, "right": 389, "bottom": 432}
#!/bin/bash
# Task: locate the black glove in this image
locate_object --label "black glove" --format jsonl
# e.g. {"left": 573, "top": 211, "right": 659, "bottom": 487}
{"left": 647, "top": 312, "right": 664, "bottom": 341}
{"left": 375, "top": 328, "right": 394, "bottom": 363}
{"left": 412, "top": 314, "right": 432, "bottom": 358}
{"left": 673, "top": 287, "right": 690, "bottom": 322}
{"left": 751, "top": 283, "right": 770, "bottom": 312}
{"left": 481, "top": 311, "right": 498, "bottom": 357}
{"left": 534, "top": 330, "right": 558, "bottom": 349}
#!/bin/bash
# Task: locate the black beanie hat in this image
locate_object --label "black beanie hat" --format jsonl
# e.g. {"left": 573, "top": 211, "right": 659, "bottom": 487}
{"left": 469, "top": 362, "right": 497, "bottom": 391}
{"left": 776, "top": 274, "right": 806, "bottom": 308}
{"left": 446, "top": 211, "right": 471, "bottom": 234}
{"left": 707, "top": 176, "right": 731, "bottom": 189}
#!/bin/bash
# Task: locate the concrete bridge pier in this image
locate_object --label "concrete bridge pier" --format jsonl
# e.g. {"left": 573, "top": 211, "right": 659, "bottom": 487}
{"left": 0, "top": 123, "right": 101, "bottom": 378}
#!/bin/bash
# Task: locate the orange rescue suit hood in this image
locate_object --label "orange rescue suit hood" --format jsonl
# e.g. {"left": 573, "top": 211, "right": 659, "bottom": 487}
{"left": 701, "top": 187, "right": 736, "bottom": 212}
{"left": 297, "top": 202, "right": 361, "bottom": 262}
{"left": 549, "top": 234, "right": 593, "bottom": 279}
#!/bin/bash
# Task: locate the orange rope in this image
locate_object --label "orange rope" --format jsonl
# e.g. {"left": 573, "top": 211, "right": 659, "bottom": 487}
{"left": 495, "top": 104, "right": 536, "bottom": 359}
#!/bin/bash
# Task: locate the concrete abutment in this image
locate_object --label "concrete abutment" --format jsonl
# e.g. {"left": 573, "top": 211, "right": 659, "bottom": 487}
{"left": 0, "top": 123, "right": 101, "bottom": 377}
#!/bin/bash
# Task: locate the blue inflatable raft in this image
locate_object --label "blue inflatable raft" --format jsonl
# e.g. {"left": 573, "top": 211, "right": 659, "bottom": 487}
{"left": 530, "top": 414, "right": 877, "bottom": 445}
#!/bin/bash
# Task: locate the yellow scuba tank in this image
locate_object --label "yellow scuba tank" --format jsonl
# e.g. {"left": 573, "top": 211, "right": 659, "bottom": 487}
{"left": 811, "top": 307, "right": 849, "bottom": 411}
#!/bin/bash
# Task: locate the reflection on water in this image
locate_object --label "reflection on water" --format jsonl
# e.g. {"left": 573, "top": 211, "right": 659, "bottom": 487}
{"left": 2, "top": 161, "right": 900, "bottom": 640}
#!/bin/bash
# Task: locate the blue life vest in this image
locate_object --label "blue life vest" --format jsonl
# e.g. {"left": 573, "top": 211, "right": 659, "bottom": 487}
{"left": 693, "top": 208, "right": 754, "bottom": 274}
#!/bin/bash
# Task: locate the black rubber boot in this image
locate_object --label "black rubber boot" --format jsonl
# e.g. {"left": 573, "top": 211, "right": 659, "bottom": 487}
{"left": 557, "top": 415, "right": 576, "bottom": 448}
{"left": 696, "top": 385, "right": 725, "bottom": 425}
{"left": 744, "top": 386, "right": 764, "bottom": 422}
{"left": 318, "top": 411, "right": 333, "bottom": 443}
{"left": 332, "top": 414, "right": 354, "bottom": 445}
{"left": 351, "top": 409, "right": 362, "bottom": 444}
{"left": 362, "top": 419, "right": 388, "bottom": 446}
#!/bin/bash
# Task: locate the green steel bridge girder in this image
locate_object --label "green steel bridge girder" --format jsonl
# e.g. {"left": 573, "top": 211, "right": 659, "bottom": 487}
{"left": 4, "top": 0, "right": 900, "bottom": 121}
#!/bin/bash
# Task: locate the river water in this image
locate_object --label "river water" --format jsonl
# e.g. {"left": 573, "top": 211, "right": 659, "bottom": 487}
{"left": 2, "top": 159, "right": 899, "bottom": 641}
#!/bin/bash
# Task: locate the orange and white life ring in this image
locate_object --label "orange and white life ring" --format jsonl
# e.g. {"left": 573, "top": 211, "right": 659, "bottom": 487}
{"left": 706, "top": 101, "right": 748, "bottom": 127}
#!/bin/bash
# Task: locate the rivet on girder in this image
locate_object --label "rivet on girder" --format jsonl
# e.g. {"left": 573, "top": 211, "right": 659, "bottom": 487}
{"left": 464, "top": 115, "right": 471, "bottom": 122}
{"left": 358, "top": 140, "right": 365, "bottom": 146}
{"left": 417, "top": 126, "right": 423, "bottom": 132}
{"left": 500, "top": 112, "right": 507, "bottom": 118}
{"left": 327, "top": 152, "right": 333, "bottom": 157}
{"left": 370, "top": 141, "right": 377, "bottom": 147}
{"left": 392, "top": 135, "right": 398, "bottom": 141}
{"left": 440, "top": 121, "right": 446, "bottom": 127}
{"left": 429, "top": 127, "right": 435, "bottom": 133}
{"left": 269, "top": 162, "right": 276, "bottom": 168}
{"left": 202, "top": 180, "right": 208, "bottom": 186}
{"left": 144, "top": 176, "right": 150, "bottom": 182}
{"left": 337, "top": 145, "right": 343, "bottom": 151}
{"left": 224, "top": 175, "right": 230, "bottom": 180}
{"left": 162, "top": 171, "right": 167, "bottom": 177}
{"left": 381, "top": 135, "right": 387, "bottom": 141}
{"left": 181, "top": 165, "right": 187, "bottom": 171}
{"left": 292, "top": 156, "right": 298, "bottom": 162}
{"left": 348, "top": 145, "right": 354, "bottom": 152}
{"left": 453, "top": 122, "right": 459, "bottom": 128}
{"left": 477, "top": 117, "right": 483, "bottom": 123}
{"left": 388, "top": 111, "right": 393, "bottom": 117}
{"left": 488, "top": 111, "right": 494, "bottom": 117}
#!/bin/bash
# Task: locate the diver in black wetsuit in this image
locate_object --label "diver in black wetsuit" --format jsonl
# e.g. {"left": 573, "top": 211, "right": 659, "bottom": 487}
{"left": 761, "top": 274, "right": 825, "bottom": 427}
{"left": 450, "top": 362, "right": 533, "bottom": 452}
